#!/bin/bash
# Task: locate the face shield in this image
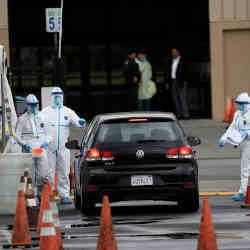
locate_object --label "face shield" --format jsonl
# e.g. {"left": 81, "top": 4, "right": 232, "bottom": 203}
{"left": 236, "top": 103, "right": 244, "bottom": 111}
{"left": 27, "top": 104, "right": 38, "bottom": 114}
{"left": 53, "top": 94, "right": 63, "bottom": 106}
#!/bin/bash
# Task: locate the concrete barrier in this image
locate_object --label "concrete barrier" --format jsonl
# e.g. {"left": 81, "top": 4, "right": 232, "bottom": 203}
{"left": 0, "top": 153, "right": 33, "bottom": 215}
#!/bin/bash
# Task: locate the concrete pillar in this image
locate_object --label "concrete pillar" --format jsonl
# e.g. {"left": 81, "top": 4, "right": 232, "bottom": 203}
{"left": 209, "top": 0, "right": 250, "bottom": 120}
{"left": 0, "top": 0, "right": 9, "bottom": 64}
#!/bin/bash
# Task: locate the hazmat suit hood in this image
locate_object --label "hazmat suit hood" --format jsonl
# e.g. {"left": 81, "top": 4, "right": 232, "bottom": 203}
{"left": 25, "top": 94, "right": 39, "bottom": 114}
{"left": 235, "top": 92, "right": 250, "bottom": 112}
{"left": 51, "top": 87, "right": 64, "bottom": 108}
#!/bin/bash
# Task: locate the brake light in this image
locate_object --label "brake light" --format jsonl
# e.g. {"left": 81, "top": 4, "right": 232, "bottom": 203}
{"left": 87, "top": 148, "right": 101, "bottom": 159}
{"left": 128, "top": 118, "right": 149, "bottom": 122}
{"left": 86, "top": 148, "right": 114, "bottom": 161}
{"left": 179, "top": 146, "right": 193, "bottom": 159}
{"left": 166, "top": 147, "right": 179, "bottom": 159}
{"left": 101, "top": 150, "right": 114, "bottom": 160}
{"left": 166, "top": 146, "right": 193, "bottom": 159}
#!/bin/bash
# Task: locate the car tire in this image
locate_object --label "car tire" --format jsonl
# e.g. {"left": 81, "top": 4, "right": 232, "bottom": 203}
{"left": 74, "top": 184, "right": 81, "bottom": 209}
{"left": 80, "top": 173, "right": 96, "bottom": 215}
{"left": 178, "top": 187, "right": 199, "bottom": 212}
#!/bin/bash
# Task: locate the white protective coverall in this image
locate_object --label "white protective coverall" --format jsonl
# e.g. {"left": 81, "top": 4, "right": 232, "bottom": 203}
{"left": 15, "top": 94, "right": 53, "bottom": 199}
{"left": 219, "top": 92, "right": 250, "bottom": 197}
{"left": 40, "top": 87, "right": 85, "bottom": 200}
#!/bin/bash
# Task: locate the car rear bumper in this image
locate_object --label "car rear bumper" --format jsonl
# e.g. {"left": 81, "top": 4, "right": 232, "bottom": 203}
{"left": 83, "top": 164, "right": 198, "bottom": 203}
{"left": 91, "top": 185, "right": 198, "bottom": 203}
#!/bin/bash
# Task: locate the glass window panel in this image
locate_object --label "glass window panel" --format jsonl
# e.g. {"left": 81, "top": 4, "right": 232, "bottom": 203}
{"left": 89, "top": 45, "right": 107, "bottom": 86}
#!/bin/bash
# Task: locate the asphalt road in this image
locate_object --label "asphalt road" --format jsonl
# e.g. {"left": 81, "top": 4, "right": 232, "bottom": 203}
{"left": 50, "top": 197, "right": 250, "bottom": 250}
{"left": 0, "top": 158, "right": 247, "bottom": 250}
{"left": 0, "top": 121, "right": 247, "bottom": 249}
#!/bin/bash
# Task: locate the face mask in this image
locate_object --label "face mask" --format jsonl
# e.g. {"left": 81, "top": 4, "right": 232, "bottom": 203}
{"left": 54, "top": 96, "right": 62, "bottom": 106}
{"left": 141, "top": 57, "right": 147, "bottom": 64}
{"left": 237, "top": 104, "right": 244, "bottom": 111}
{"left": 28, "top": 105, "right": 37, "bottom": 114}
{"left": 31, "top": 106, "right": 37, "bottom": 114}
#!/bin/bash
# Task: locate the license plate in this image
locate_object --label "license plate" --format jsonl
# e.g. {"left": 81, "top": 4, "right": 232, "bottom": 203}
{"left": 131, "top": 175, "right": 153, "bottom": 186}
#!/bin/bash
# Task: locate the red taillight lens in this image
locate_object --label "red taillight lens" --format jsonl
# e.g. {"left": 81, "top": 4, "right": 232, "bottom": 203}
{"left": 86, "top": 148, "right": 114, "bottom": 161}
{"left": 102, "top": 150, "right": 113, "bottom": 158}
{"left": 87, "top": 148, "right": 101, "bottom": 159}
{"left": 179, "top": 146, "right": 193, "bottom": 159}
{"left": 166, "top": 148, "right": 179, "bottom": 159}
{"left": 166, "top": 146, "right": 193, "bottom": 159}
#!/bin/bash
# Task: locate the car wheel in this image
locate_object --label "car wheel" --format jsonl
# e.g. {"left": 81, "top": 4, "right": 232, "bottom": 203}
{"left": 80, "top": 174, "right": 96, "bottom": 214}
{"left": 73, "top": 184, "right": 81, "bottom": 209}
{"left": 178, "top": 187, "right": 199, "bottom": 212}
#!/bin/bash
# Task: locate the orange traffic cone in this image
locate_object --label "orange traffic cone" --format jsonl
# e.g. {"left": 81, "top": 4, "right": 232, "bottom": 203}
{"left": 96, "top": 195, "right": 117, "bottom": 250}
{"left": 39, "top": 207, "right": 59, "bottom": 250}
{"left": 241, "top": 176, "right": 250, "bottom": 208}
{"left": 224, "top": 96, "right": 233, "bottom": 123}
{"left": 50, "top": 196, "right": 63, "bottom": 249}
{"left": 37, "top": 183, "right": 51, "bottom": 237}
{"left": 229, "top": 98, "right": 236, "bottom": 124}
{"left": 197, "top": 197, "right": 218, "bottom": 250}
{"left": 69, "top": 165, "right": 75, "bottom": 195}
{"left": 11, "top": 189, "right": 32, "bottom": 246}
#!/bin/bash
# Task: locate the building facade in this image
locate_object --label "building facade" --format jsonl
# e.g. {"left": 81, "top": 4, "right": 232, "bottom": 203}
{"left": 3, "top": 1, "right": 248, "bottom": 120}
{"left": 210, "top": 0, "right": 250, "bottom": 120}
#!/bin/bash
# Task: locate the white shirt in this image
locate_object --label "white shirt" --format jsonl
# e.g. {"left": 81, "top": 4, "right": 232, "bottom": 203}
{"left": 171, "top": 56, "right": 181, "bottom": 79}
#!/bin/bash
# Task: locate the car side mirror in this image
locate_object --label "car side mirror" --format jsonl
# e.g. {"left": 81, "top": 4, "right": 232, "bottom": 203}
{"left": 187, "top": 136, "right": 201, "bottom": 146}
{"left": 65, "top": 140, "right": 81, "bottom": 150}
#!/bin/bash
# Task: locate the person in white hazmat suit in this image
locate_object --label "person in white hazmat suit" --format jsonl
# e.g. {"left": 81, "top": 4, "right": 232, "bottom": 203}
{"left": 40, "top": 87, "right": 86, "bottom": 204}
{"left": 218, "top": 92, "right": 250, "bottom": 201}
{"left": 15, "top": 94, "right": 52, "bottom": 202}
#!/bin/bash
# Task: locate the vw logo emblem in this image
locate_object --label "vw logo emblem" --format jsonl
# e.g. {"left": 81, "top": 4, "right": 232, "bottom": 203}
{"left": 136, "top": 149, "right": 144, "bottom": 159}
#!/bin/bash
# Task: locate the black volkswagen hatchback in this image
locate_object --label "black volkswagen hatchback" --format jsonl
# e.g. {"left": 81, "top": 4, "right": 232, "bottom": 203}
{"left": 66, "top": 112, "right": 201, "bottom": 214}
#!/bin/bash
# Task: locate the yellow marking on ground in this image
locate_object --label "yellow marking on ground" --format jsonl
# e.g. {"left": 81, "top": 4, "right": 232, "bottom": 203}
{"left": 54, "top": 195, "right": 75, "bottom": 200}
{"left": 200, "top": 192, "right": 237, "bottom": 196}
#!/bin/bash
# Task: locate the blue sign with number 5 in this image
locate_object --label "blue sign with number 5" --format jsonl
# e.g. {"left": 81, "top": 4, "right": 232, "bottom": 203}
{"left": 49, "top": 16, "right": 55, "bottom": 32}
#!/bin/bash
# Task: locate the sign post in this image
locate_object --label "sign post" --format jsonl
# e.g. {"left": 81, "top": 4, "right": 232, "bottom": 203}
{"left": 45, "top": 2, "right": 66, "bottom": 92}
{"left": 45, "top": 7, "right": 62, "bottom": 53}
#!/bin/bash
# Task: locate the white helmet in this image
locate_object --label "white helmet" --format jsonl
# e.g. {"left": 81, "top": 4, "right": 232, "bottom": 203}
{"left": 51, "top": 87, "right": 63, "bottom": 96}
{"left": 235, "top": 92, "right": 250, "bottom": 104}
{"left": 25, "top": 94, "right": 39, "bottom": 105}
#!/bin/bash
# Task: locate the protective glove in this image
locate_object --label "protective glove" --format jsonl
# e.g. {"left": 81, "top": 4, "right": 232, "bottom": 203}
{"left": 79, "top": 118, "right": 86, "bottom": 126}
{"left": 241, "top": 131, "right": 248, "bottom": 140}
{"left": 41, "top": 142, "right": 49, "bottom": 149}
{"left": 24, "top": 144, "right": 32, "bottom": 152}
{"left": 218, "top": 139, "right": 224, "bottom": 147}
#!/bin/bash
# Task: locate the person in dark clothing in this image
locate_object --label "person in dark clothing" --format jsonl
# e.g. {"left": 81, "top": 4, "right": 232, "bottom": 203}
{"left": 123, "top": 49, "right": 141, "bottom": 111}
{"left": 164, "top": 48, "right": 189, "bottom": 119}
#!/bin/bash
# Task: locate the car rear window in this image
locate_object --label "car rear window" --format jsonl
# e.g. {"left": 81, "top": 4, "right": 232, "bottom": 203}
{"left": 95, "top": 119, "right": 184, "bottom": 144}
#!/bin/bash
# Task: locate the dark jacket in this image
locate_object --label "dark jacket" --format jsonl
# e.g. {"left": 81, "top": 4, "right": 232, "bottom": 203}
{"left": 164, "top": 57, "right": 186, "bottom": 88}
{"left": 123, "top": 58, "right": 141, "bottom": 110}
{"left": 123, "top": 58, "right": 141, "bottom": 86}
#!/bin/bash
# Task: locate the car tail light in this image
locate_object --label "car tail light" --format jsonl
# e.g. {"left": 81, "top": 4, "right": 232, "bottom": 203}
{"left": 86, "top": 148, "right": 114, "bottom": 161}
{"left": 179, "top": 146, "right": 193, "bottom": 159}
{"left": 166, "top": 147, "right": 179, "bottom": 159}
{"left": 101, "top": 150, "right": 114, "bottom": 161}
{"left": 166, "top": 146, "right": 193, "bottom": 159}
{"left": 184, "top": 184, "right": 197, "bottom": 188}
